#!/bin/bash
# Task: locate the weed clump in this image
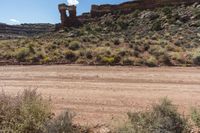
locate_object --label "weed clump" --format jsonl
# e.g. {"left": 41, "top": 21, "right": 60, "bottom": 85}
{"left": 0, "top": 89, "right": 82, "bottom": 133}
{"left": 193, "top": 52, "right": 200, "bottom": 65}
{"left": 0, "top": 89, "right": 52, "bottom": 132}
{"left": 15, "top": 47, "right": 30, "bottom": 62}
{"left": 118, "top": 98, "right": 191, "bottom": 133}
{"left": 151, "top": 20, "right": 162, "bottom": 31}
{"left": 47, "top": 111, "right": 81, "bottom": 133}
{"left": 64, "top": 50, "right": 78, "bottom": 62}
{"left": 191, "top": 107, "right": 200, "bottom": 128}
{"left": 69, "top": 41, "right": 81, "bottom": 51}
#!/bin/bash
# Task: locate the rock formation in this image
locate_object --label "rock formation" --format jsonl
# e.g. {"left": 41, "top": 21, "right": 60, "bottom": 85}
{"left": 58, "top": 0, "right": 200, "bottom": 28}
{"left": 0, "top": 23, "right": 54, "bottom": 39}
{"left": 58, "top": 3, "right": 81, "bottom": 28}
{"left": 91, "top": 0, "right": 200, "bottom": 18}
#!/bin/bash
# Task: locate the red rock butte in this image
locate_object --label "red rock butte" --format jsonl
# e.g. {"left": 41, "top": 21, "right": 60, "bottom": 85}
{"left": 57, "top": 0, "right": 200, "bottom": 28}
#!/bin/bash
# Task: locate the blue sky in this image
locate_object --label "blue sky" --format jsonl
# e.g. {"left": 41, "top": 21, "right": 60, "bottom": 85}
{"left": 0, "top": 0, "right": 129, "bottom": 24}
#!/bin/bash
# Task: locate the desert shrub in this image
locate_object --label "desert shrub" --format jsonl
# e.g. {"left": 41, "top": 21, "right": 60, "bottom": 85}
{"left": 30, "top": 52, "right": 45, "bottom": 63}
{"left": 179, "top": 15, "right": 190, "bottom": 23}
{"left": 47, "top": 111, "right": 80, "bottom": 133}
{"left": 117, "top": 49, "right": 127, "bottom": 57}
{"left": 191, "top": 107, "right": 200, "bottom": 128}
{"left": 49, "top": 50, "right": 63, "bottom": 61}
{"left": 43, "top": 56, "right": 52, "bottom": 63}
{"left": 69, "top": 41, "right": 81, "bottom": 51}
{"left": 162, "top": 53, "right": 175, "bottom": 66}
{"left": 162, "top": 7, "right": 172, "bottom": 16}
{"left": 192, "top": 8, "right": 200, "bottom": 19}
{"left": 85, "top": 49, "right": 93, "bottom": 59}
{"left": 95, "top": 47, "right": 111, "bottom": 56}
{"left": 145, "top": 55, "right": 158, "bottom": 67}
{"left": 118, "top": 98, "right": 190, "bottom": 133}
{"left": 0, "top": 89, "right": 52, "bottom": 133}
{"left": 151, "top": 20, "right": 162, "bottom": 31}
{"left": 15, "top": 47, "right": 30, "bottom": 62}
{"left": 132, "top": 9, "right": 140, "bottom": 18}
{"left": 0, "top": 89, "right": 83, "bottom": 133}
{"left": 122, "top": 57, "right": 134, "bottom": 65}
{"left": 98, "top": 56, "right": 115, "bottom": 65}
{"left": 64, "top": 50, "right": 78, "bottom": 62}
{"left": 117, "top": 17, "right": 129, "bottom": 30}
{"left": 192, "top": 52, "right": 200, "bottom": 65}
{"left": 51, "top": 43, "right": 58, "bottom": 50}
{"left": 104, "top": 16, "right": 114, "bottom": 26}
{"left": 163, "top": 52, "right": 187, "bottom": 66}
{"left": 103, "top": 41, "right": 111, "bottom": 47}
{"left": 149, "top": 45, "right": 165, "bottom": 57}
{"left": 148, "top": 12, "right": 160, "bottom": 20}
{"left": 28, "top": 43, "right": 35, "bottom": 54}
{"left": 113, "top": 38, "right": 120, "bottom": 45}
{"left": 168, "top": 13, "right": 180, "bottom": 24}
{"left": 165, "top": 44, "right": 182, "bottom": 52}
{"left": 96, "top": 55, "right": 120, "bottom": 65}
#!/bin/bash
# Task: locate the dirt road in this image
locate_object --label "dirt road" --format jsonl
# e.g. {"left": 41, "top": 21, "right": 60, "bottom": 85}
{"left": 0, "top": 65, "right": 200, "bottom": 126}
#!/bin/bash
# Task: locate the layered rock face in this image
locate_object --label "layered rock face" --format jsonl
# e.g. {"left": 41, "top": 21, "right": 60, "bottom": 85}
{"left": 0, "top": 23, "right": 54, "bottom": 39}
{"left": 91, "top": 0, "right": 200, "bottom": 17}
{"left": 58, "top": 0, "right": 200, "bottom": 28}
{"left": 58, "top": 4, "right": 81, "bottom": 28}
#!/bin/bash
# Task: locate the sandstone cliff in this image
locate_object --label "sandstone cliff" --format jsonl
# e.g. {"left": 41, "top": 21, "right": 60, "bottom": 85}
{"left": 91, "top": 0, "right": 200, "bottom": 17}
{"left": 0, "top": 23, "right": 54, "bottom": 39}
{"left": 58, "top": 0, "right": 200, "bottom": 28}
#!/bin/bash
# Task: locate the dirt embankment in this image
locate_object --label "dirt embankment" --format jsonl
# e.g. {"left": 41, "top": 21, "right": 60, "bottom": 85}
{"left": 0, "top": 65, "right": 199, "bottom": 126}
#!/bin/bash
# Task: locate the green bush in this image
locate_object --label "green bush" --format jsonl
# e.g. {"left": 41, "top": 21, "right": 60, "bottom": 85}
{"left": 85, "top": 49, "right": 93, "bottom": 59}
{"left": 122, "top": 57, "right": 134, "bottom": 65}
{"left": 47, "top": 111, "right": 80, "bottom": 133}
{"left": 0, "top": 89, "right": 82, "bottom": 133}
{"left": 118, "top": 98, "right": 190, "bottom": 133}
{"left": 193, "top": 52, "right": 200, "bottom": 65}
{"left": 149, "top": 45, "right": 165, "bottom": 57}
{"left": 69, "top": 41, "right": 81, "bottom": 51}
{"left": 96, "top": 55, "right": 120, "bottom": 65}
{"left": 0, "top": 89, "right": 52, "bottom": 133}
{"left": 15, "top": 47, "right": 30, "bottom": 62}
{"left": 145, "top": 56, "right": 158, "bottom": 67}
{"left": 192, "top": 8, "right": 200, "bottom": 19}
{"left": 113, "top": 38, "right": 120, "bottom": 45}
{"left": 132, "top": 9, "right": 140, "bottom": 18}
{"left": 101, "top": 56, "right": 115, "bottom": 65}
{"left": 30, "top": 52, "right": 45, "bottom": 63}
{"left": 64, "top": 50, "right": 78, "bottom": 62}
{"left": 151, "top": 20, "right": 162, "bottom": 31}
{"left": 191, "top": 107, "right": 200, "bottom": 128}
{"left": 43, "top": 56, "right": 52, "bottom": 63}
{"left": 162, "top": 7, "right": 172, "bottom": 15}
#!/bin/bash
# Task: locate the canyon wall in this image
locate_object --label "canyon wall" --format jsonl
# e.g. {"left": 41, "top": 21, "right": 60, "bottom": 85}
{"left": 91, "top": 0, "right": 200, "bottom": 17}
{"left": 58, "top": 0, "right": 200, "bottom": 28}
{"left": 0, "top": 23, "right": 54, "bottom": 39}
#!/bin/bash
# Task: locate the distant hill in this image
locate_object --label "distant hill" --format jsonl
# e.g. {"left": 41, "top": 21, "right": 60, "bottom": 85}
{"left": 0, "top": 2, "right": 200, "bottom": 66}
{"left": 0, "top": 23, "right": 54, "bottom": 39}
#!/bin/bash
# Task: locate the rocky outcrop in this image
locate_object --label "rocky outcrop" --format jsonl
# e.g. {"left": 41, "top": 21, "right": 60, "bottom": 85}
{"left": 58, "top": 4, "right": 81, "bottom": 28}
{"left": 58, "top": 0, "right": 200, "bottom": 28}
{"left": 0, "top": 23, "right": 54, "bottom": 39}
{"left": 91, "top": 0, "right": 200, "bottom": 17}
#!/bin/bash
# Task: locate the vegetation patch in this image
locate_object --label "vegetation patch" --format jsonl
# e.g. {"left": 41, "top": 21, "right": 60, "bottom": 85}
{"left": 0, "top": 89, "right": 84, "bottom": 133}
{"left": 1, "top": 3, "right": 200, "bottom": 66}
{"left": 117, "top": 98, "right": 191, "bottom": 133}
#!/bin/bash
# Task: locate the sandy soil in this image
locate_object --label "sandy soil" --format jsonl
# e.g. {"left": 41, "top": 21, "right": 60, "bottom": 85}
{"left": 0, "top": 65, "right": 200, "bottom": 126}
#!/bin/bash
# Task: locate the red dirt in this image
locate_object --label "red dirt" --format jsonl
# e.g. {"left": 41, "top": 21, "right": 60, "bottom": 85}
{"left": 0, "top": 65, "right": 200, "bottom": 126}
